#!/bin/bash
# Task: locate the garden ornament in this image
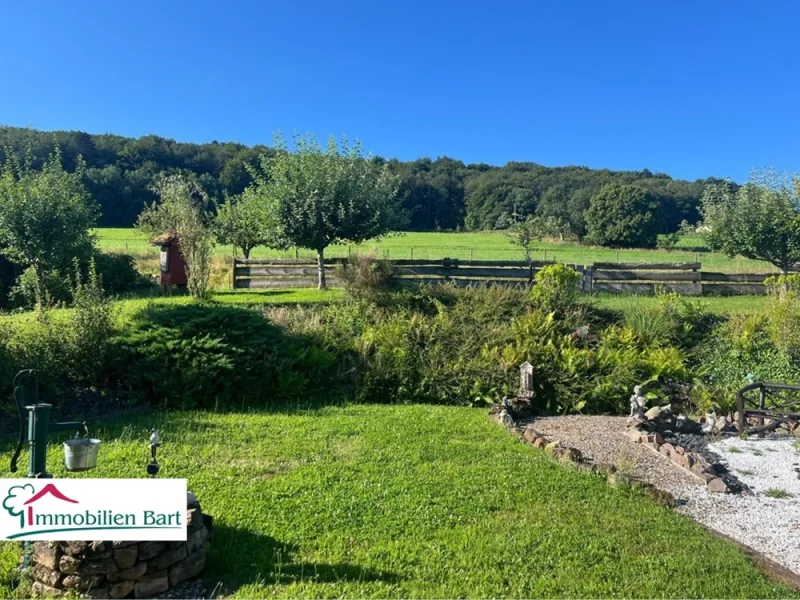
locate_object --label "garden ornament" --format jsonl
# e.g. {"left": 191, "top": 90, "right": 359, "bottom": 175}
{"left": 519, "top": 362, "right": 535, "bottom": 398}
{"left": 9, "top": 369, "right": 97, "bottom": 478}
{"left": 628, "top": 385, "right": 646, "bottom": 420}
{"left": 499, "top": 409, "right": 513, "bottom": 428}
{"left": 147, "top": 428, "right": 161, "bottom": 477}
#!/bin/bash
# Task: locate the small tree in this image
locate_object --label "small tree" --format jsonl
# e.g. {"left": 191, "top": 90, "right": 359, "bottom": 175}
{"left": 507, "top": 214, "right": 545, "bottom": 264}
{"left": 137, "top": 174, "right": 214, "bottom": 299}
{"left": 0, "top": 149, "right": 97, "bottom": 309}
{"left": 585, "top": 184, "right": 661, "bottom": 248}
{"left": 214, "top": 188, "right": 280, "bottom": 259}
{"left": 702, "top": 170, "right": 800, "bottom": 273}
{"left": 248, "top": 134, "right": 399, "bottom": 289}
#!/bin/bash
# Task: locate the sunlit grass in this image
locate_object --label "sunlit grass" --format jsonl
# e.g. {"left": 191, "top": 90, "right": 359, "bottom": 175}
{"left": 0, "top": 405, "right": 793, "bottom": 598}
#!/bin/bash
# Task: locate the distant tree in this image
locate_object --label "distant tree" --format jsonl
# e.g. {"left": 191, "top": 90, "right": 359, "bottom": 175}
{"left": 0, "top": 149, "right": 97, "bottom": 309}
{"left": 214, "top": 188, "right": 280, "bottom": 259}
{"left": 585, "top": 184, "right": 661, "bottom": 248}
{"left": 137, "top": 174, "right": 214, "bottom": 299}
{"left": 248, "top": 134, "right": 400, "bottom": 289}
{"left": 702, "top": 170, "right": 800, "bottom": 273}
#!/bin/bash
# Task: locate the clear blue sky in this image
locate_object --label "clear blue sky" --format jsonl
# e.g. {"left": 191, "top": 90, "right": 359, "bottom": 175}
{"left": 1, "top": 1, "right": 798, "bottom": 181}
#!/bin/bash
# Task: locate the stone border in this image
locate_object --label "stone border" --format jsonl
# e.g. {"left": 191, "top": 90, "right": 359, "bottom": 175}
{"left": 625, "top": 427, "right": 732, "bottom": 493}
{"left": 490, "top": 412, "right": 676, "bottom": 507}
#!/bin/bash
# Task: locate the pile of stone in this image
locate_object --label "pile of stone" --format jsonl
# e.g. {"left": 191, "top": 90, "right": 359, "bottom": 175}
{"left": 627, "top": 404, "right": 734, "bottom": 493}
{"left": 29, "top": 494, "right": 212, "bottom": 599}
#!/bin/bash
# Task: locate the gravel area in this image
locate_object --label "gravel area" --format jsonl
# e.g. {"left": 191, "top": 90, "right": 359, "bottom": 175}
{"left": 528, "top": 415, "right": 700, "bottom": 492}
{"left": 676, "top": 436, "right": 800, "bottom": 575}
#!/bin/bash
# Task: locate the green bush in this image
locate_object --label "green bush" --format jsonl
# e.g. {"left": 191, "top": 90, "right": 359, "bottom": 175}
{"left": 93, "top": 252, "right": 148, "bottom": 295}
{"left": 532, "top": 264, "right": 581, "bottom": 315}
{"left": 335, "top": 254, "right": 396, "bottom": 303}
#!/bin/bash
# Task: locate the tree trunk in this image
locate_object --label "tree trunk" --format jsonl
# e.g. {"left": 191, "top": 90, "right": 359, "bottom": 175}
{"left": 317, "top": 248, "right": 327, "bottom": 290}
{"left": 242, "top": 246, "right": 251, "bottom": 260}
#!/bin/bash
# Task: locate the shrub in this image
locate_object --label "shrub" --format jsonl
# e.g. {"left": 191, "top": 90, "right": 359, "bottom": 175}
{"left": 532, "top": 264, "right": 581, "bottom": 314}
{"left": 93, "top": 252, "right": 146, "bottom": 295}
{"left": 336, "top": 254, "right": 396, "bottom": 302}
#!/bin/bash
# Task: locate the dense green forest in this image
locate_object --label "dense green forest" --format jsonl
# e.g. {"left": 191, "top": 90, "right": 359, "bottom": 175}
{"left": 0, "top": 126, "right": 720, "bottom": 232}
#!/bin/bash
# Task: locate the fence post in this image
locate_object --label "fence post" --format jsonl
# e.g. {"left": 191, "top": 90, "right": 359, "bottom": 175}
{"left": 584, "top": 266, "right": 594, "bottom": 293}
{"left": 231, "top": 256, "right": 236, "bottom": 290}
{"left": 295, "top": 247, "right": 299, "bottom": 259}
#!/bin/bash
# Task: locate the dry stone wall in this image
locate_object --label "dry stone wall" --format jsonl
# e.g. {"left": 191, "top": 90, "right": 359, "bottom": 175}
{"left": 29, "top": 495, "right": 212, "bottom": 599}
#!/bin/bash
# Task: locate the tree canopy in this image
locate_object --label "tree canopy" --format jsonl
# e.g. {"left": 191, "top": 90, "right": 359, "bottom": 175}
{"left": 585, "top": 184, "right": 662, "bottom": 248}
{"left": 702, "top": 170, "right": 800, "bottom": 273}
{"left": 0, "top": 126, "right": 713, "bottom": 234}
{"left": 247, "top": 134, "right": 400, "bottom": 288}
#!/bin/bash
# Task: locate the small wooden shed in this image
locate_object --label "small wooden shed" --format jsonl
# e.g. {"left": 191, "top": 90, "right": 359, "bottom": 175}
{"left": 151, "top": 233, "right": 188, "bottom": 290}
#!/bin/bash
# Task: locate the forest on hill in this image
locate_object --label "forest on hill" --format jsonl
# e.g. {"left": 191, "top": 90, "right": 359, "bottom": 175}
{"left": 0, "top": 126, "right": 721, "bottom": 233}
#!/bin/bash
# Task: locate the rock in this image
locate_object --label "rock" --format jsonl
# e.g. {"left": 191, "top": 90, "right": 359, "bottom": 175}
{"left": 627, "top": 429, "right": 643, "bottom": 442}
{"left": 701, "top": 471, "right": 717, "bottom": 483}
{"left": 659, "top": 443, "right": 673, "bottom": 457}
{"left": 532, "top": 437, "right": 548, "bottom": 449}
{"left": 62, "top": 541, "right": 89, "bottom": 556}
{"left": 644, "top": 406, "right": 662, "bottom": 420}
{"left": 31, "top": 563, "right": 62, "bottom": 588}
{"left": 644, "top": 433, "right": 664, "bottom": 445}
{"left": 188, "top": 526, "right": 209, "bottom": 553}
{"left": 690, "top": 461, "right": 706, "bottom": 475}
{"left": 187, "top": 491, "right": 198, "bottom": 507}
{"left": 109, "top": 580, "right": 135, "bottom": 599}
{"left": 522, "top": 426, "right": 537, "bottom": 444}
{"left": 78, "top": 558, "right": 118, "bottom": 576}
{"left": 168, "top": 550, "right": 206, "bottom": 587}
{"left": 107, "top": 561, "right": 147, "bottom": 582}
{"left": 59, "top": 554, "right": 82, "bottom": 574}
{"left": 32, "top": 543, "right": 62, "bottom": 570}
{"left": 544, "top": 440, "right": 561, "bottom": 455}
{"left": 596, "top": 463, "right": 617, "bottom": 475}
{"left": 638, "top": 433, "right": 650, "bottom": 444}
{"left": 553, "top": 447, "right": 582, "bottom": 463}
{"left": 113, "top": 546, "right": 138, "bottom": 569}
{"left": 62, "top": 573, "right": 105, "bottom": 591}
{"left": 138, "top": 541, "right": 167, "bottom": 561}
{"left": 88, "top": 541, "right": 106, "bottom": 553}
{"left": 84, "top": 587, "right": 111, "bottom": 599}
{"left": 111, "top": 541, "right": 137, "bottom": 549}
{"left": 707, "top": 477, "right": 731, "bottom": 493}
{"left": 147, "top": 545, "right": 187, "bottom": 573}
{"left": 32, "top": 581, "right": 63, "bottom": 597}
{"left": 134, "top": 571, "right": 169, "bottom": 599}
{"left": 671, "top": 452, "right": 686, "bottom": 468}
{"left": 187, "top": 508, "right": 203, "bottom": 531}
{"left": 673, "top": 445, "right": 685, "bottom": 456}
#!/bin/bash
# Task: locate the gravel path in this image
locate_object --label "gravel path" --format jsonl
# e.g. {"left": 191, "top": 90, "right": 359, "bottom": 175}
{"left": 529, "top": 415, "right": 700, "bottom": 492}
{"left": 676, "top": 436, "right": 800, "bottom": 575}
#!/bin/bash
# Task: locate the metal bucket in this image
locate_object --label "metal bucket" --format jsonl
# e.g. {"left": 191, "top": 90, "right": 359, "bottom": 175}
{"left": 63, "top": 438, "right": 101, "bottom": 472}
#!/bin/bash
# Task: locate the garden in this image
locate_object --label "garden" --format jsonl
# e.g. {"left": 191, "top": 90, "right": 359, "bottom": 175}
{"left": 1, "top": 138, "right": 800, "bottom": 597}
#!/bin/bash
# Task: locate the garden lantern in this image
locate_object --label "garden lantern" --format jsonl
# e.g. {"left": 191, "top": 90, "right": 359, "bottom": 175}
{"left": 8, "top": 370, "right": 100, "bottom": 479}
{"left": 519, "top": 362, "right": 535, "bottom": 398}
{"left": 152, "top": 232, "right": 188, "bottom": 293}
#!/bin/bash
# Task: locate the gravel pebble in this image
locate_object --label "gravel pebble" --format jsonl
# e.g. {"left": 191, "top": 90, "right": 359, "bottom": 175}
{"left": 529, "top": 415, "right": 700, "bottom": 492}
{"left": 676, "top": 436, "right": 800, "bottom": 575}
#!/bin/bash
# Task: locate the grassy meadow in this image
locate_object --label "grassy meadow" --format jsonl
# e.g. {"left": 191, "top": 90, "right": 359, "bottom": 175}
{"left": 0, "top": 405, "right": 794, "bottom": 598}
{"left": 95, "top": 228, "right": 777, "bottom": 274}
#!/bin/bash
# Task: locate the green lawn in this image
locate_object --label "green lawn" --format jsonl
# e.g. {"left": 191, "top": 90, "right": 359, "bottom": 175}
{"left": 593, "top": 293, "right": 770, "bottom": 315}
{"left": 0, "top": 406, "right": 793, "bottom": 598}
{"left": 95, "top": 228, "right": 775, "bottom": 273}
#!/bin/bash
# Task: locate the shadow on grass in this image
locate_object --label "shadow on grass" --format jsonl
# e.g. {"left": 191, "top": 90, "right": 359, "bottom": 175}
{"left": 207, "top": 525, "right": 399, "bottom": 593}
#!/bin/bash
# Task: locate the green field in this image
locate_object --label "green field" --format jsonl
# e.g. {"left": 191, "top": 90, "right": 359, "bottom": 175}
{"left": 0, "top": 405, "right": 792, "bottom": 598}
{"left": 95, "top": 229, "right": 776, "bottom": 273}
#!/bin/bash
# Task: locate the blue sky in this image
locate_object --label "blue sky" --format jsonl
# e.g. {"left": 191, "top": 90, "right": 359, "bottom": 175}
{"left": 1, "top": 1, "right": 798, "bottom": 181}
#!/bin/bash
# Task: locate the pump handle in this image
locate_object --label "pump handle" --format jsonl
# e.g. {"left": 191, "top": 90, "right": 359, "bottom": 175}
{"left": 10, "top": 369, "right": 36, "bottom": 473}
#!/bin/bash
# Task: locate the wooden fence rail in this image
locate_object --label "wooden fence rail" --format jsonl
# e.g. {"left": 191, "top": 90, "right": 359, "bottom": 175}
{"left": 232, "top": 258, "right": 779, "bottom": 296}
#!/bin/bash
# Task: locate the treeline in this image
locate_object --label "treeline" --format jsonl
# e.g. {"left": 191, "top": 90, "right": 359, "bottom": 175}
{"left": 0, "top": 126, "right": 719, "bottom": 233}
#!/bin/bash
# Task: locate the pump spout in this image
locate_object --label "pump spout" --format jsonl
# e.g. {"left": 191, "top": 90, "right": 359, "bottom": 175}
{"left": 51, "top": 420, "right": 88, "bottom": 436}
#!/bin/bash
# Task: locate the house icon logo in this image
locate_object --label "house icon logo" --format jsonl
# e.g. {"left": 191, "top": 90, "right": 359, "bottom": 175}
{"left": 3, "top": 483, "right": 78, "bottom": 529}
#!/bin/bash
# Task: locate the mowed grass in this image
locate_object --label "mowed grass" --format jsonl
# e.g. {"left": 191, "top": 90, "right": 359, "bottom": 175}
{"left": 95, "top": 228, "right": 775, "bottom": 273}
{"left": 0, "top": 406, "right": 793, "bottom": 598}
{"left": 592, "top": 293, "right": 770, "bottom": 315}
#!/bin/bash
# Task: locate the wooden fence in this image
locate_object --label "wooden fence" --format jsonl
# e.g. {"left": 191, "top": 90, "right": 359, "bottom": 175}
{"left": 232, "top": 257, "right": 778, "bottom": 295}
